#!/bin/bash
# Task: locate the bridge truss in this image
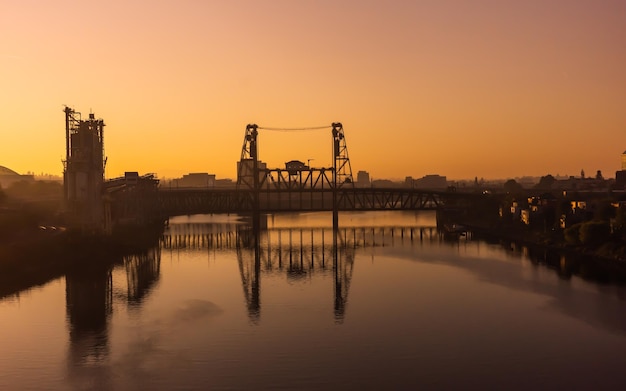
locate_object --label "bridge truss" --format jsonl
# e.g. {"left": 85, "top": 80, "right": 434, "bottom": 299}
{"left": 237, "top": 123, "right": 354, "bottom": 192}
{"left": 157, "top": 187, "right": 461, "bottom": 216}
{"left": 155, "top": 121, "right": 480, "bottom": 218}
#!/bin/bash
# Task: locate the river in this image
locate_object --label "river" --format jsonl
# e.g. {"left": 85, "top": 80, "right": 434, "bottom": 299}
{"left": 1, "top": 211, "right": 626, "bottom": 390}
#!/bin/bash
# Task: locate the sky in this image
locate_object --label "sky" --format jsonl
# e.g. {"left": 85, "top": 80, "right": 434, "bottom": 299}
{"left": 1, "top": 0, "right": 625, "bottom": 181}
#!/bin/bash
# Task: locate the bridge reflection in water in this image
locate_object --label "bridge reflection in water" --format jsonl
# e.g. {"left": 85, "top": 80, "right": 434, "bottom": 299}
{"left": 65, "top": 248, "right": 161, "bottom": 389}
{"left": 162, "top": 221, "right": 442, "bottom": 323}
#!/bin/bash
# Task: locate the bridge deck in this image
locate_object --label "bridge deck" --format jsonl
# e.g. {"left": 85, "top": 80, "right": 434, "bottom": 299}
{"left": 157, "top": 187, "right": 473, "bottom": 216}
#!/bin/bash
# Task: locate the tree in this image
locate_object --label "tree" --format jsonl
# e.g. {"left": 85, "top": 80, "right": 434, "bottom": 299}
{"left": 579, "top": 221, "right": 610, "bottom": 247}
{"left": 593, "top": 200, "right": 615, "bottom": 221}
{"left": 613, "top": 205, "right": 626, "bottom": 240}
{"left": 503, "top": 179, "right": 523, "bottom": 193}
{"left": 536, "top": 175, "right": 556, "bottom": 190}
{"left": 564, "top": 223, "right": 581, "bottom": 245}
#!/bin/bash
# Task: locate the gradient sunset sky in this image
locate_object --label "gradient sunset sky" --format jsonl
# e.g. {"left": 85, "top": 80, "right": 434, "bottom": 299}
{"left": 1, "top": 0, "right": 624, "bottom": 181}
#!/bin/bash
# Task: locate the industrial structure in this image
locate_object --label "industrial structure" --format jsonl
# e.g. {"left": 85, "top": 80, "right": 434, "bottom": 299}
{"left": 63, "top": 107, "right": 106, "bottom": 233}
{"left": 63, "top": 107, "right": 162, "bottom": 236}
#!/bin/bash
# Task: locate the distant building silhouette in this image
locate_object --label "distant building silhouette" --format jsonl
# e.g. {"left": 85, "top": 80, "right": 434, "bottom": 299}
{"left": 371, "top": 179, "right": 397, "bottom": 188}
{"left": 215, "top": 178, "right": 235, "bottom": 188}
{"left": 407, "top": 174, "right": 448, "bottom": 190}
{"left": 617, "top": 151, "right": 626, "bottom": 189}
{"left": 556, "top": 175, "right": 609, "bottom": 191}
{"left": 356, "top": 171, "right": 370, "bottom": 187}
{"left": 171, "top": 173, "right": 216, "bottom": 188}
{"left": 237, "top": 159, "right": 267, "bottom": 186}
{"left": 616, "top": 172, "right": 626, "bottom": 189}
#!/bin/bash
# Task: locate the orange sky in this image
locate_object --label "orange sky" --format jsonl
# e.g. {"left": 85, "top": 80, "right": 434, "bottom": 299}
{"left": 1, "top": 0, "right": 625, "bottom": 181}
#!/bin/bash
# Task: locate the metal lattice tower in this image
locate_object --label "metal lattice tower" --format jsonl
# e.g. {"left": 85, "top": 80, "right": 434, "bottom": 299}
{"left": 332, "top": 123, "right": 353, "bottom": 188}
{"left": 236, "top": 124, "right": 259, "bottom": 190}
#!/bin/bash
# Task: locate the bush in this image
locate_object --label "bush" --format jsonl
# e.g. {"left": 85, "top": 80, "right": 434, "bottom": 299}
{"left": 564, "top": 223, "right": 581, "bottom": 245}
{"left": 579, "top": 221, "right": 611, "bottom": 247}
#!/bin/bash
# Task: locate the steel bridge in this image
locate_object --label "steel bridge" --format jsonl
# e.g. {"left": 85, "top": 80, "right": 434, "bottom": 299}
{"left": 157, "top": 187, "right": 461, "bottom": 216}
{"left": 156, "top": 122, "right": 475, "bottom": 218}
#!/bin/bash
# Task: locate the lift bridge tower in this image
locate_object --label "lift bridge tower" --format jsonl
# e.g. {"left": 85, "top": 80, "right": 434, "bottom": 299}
{"left": 237, "top": 122, "right": 354, "bottom": 191}
{"left": 237, "top": 122, "right": 353, "bottom": 226}
{"left": 63, "top": 106, "right": 107, "bottom": 234}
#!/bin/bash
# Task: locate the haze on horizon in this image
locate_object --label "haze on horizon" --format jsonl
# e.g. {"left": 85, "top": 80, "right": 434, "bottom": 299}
{"left": 1, "top": 0, "right": 624, "bottom": 181}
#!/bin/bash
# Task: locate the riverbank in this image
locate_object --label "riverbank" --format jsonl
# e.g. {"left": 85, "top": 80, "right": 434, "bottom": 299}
{"left": 0, "top": 222, "right": 165, "bottom": 298}
{"left": 462, "top": 220, "right": 626, "bottom": 282}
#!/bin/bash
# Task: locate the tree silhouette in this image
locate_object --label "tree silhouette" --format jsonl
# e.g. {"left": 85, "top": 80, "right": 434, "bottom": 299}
{"left": 503, "top": 179, "right": 523, "bottom": 193}
{"left": 536, "top": 175, "right": 556, "bottom": 190}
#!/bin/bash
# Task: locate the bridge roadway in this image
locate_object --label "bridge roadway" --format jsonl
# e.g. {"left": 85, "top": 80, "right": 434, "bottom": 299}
{"left": 157, "top": 187, "right": 472, "bottom": 217}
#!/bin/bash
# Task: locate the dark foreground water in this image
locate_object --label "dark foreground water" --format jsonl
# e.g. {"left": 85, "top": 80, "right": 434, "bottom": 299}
{"left": 2, "top": 211, "right": 626, "bottom": 390}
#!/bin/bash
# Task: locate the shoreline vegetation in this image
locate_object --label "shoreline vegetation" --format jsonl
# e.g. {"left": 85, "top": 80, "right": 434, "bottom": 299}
{"left": 442, "top": 189, "right": 626, "bottom": 281}
{"left": 466, "top": 224, "right": 626, "bottom": 282}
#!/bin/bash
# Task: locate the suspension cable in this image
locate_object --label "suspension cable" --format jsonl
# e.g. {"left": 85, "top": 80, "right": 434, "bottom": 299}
{"left": 257, "top": 125, "right": 332, "bottom": 132}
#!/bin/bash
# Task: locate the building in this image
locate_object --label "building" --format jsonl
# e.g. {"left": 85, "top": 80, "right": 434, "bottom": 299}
{"left": 214, "top": 178, "right": 235, "bottom": 188}
{"left": 616, "top": 151, "right": 626, "bottom": 189}
{"left": 356, "top": 171, "right": 370, "bottom": 187}
{"left": 413, "top": 175, "right": 447, "bottom": 190}
{"left": 237, "top": 159, "right": 268, "bottom": 187}
{"left": 171, "top": 173, "right": 216, "bottom": 188}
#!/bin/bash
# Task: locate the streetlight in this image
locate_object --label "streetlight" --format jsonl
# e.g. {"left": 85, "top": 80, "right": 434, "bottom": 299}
{"left": 307, "top": 158, "right": 314, "bottom": 169}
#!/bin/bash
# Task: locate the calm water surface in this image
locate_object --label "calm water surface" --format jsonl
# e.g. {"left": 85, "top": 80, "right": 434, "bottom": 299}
{"left": 2, "top": 211, "right": 626, "bottom": 390}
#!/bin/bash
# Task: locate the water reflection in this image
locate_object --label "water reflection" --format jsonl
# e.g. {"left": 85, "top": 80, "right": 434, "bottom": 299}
{"left": 236, "top": 227, "right": 261, "bottom": 322}
{"left": 64, "top": 247, "right": 162, "bottom": 390}
{"left": 5, "top": 212, "right": 626, "bottom": 390}
{"left": 234, "top": 226, "right": 355, "bottom": 323}
{"left": 163, "top": 221, "right": 446, "bottom": 324}
{"left": 124, "top": 247, "right": 162, "bottom": 306}
{"left": 162, "top": 215, "right": 626, "bottom": 335}
{"left": 403, "top": 235, "right": 626, "bottom": 335}
{"left": 65, "top": 266, "right": 113, "bottom": 389}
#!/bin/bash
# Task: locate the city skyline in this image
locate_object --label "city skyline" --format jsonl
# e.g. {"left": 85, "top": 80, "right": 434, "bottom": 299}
{"left": 1, "top": 1, "right": 625, "bottom": 180}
